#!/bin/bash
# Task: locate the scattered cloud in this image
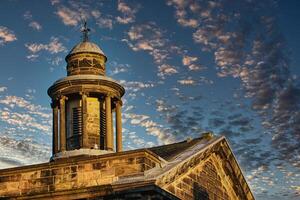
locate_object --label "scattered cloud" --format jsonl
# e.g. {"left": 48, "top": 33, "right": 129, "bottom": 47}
{"left": 0, "top": 109, "right": 50, "bottom": 132}
{"left": 166, "top": 0, "right": 199, "bottom": 28}
{"left": 178, "top": 78, "right": 197, "bottom": 85}
{"left": 26, "top": 54, "right": 39, "bottom": 61}
{"left": 25, "top": 37, "right": 66, "bottom": 59}
{"left": 187, "top": 64, "right": 205, "bottom": 71}
{"left": 120, "top": 80, "right": 155, "bottom": 92}
{"left": 56, "top": 6, "right": 82, "bottom": 26}
{"left": 23, "top": 11, "right": 42, "bottom": 31}
{"left": 123, "top": 131, "right": 155, "bottom": 149}
{"left": 25, "top": 88, "right": 36, "bottom": 100}
{"left": 48, "top": 56, "right": 63, "bottom": 66}
{"left": 50, "top": 0, "right": 60, "bottom": 5}
{"left": 0, "top": 135, "right": 50, "bottom": 169}
{"left": 124, "top": 112, "right": 176, "bottom": 144}
{"left": 0, "top": 95, "right": 51, "bottom": 121}
{"left": 208, "top": 117, "right": 226, "bottom": 128}
{"left": 91, "top": 10, "right": 101, "bottom": 18}
{"left": 182, "top": 55, "right": 204, "bottom": 71}
{"left": 165, "top": 5, "right": 300, "bottom": 197}
{"left": 0, "top": 89, "right": 51, "bottom": 170}
{"left": 0, "top": 93, "right": 51, "bottom": 169}
{"left": 127, "top": 113, "right": 149, "bottom": 125}
{"left": 124, "top": 21, "right": 207, "bottom": 83}
{"left": 54, "top": 2, "right": 114, "bottom": 29}
{"left": 109, "top": 61, "right": 130, "bottom": 75}
{"left": 0, "top": 86, "right": 7, "bottom": 93}
{"left": 116, "top": 0, "right": 140, "bottom": 24}
{"left": 182, "top": 55, "right": 198, "bottom": 66}
{"left": 154, "top": 98, "right": 205, "bottom": 141}
{"left": 125, "top": 22, "right": 169, "bottom": 63}
{"left": 177, "top": 76, "right": 212, "bottom": 85}
{"left": 0, "top": 26, "right": 17, "bottom": 45}
{"left": 23, "top": 11, "right": 33, "bottom": 20}
{"left": 158, "top": 64, "right": 178, "bottom": 78}
{"left": 96, "top": 17, "right": 113, "bottom": 29}
{"left": 124, "top": 22, "right": 190, "bottom": 80}
{"left": 29, "top": 21, "right": 42, "bottom": 31}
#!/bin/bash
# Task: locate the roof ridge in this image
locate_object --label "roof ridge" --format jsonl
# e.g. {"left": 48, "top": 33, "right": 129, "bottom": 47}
{"left": 168, "top": 136, "right": 220, "bottom": 162}
{"left": 147, "top": 135, "right": 223, "bottom": 161}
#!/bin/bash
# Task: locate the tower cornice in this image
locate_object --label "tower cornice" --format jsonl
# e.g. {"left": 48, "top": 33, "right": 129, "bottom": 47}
{"left": 48, "top": 75, "right": 125, "bottom": 100}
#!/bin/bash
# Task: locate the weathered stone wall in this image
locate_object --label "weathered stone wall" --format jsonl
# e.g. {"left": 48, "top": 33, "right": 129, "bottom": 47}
{"left": 102, "top": 185, "right": 179, "bottom": 200}
{"left": 66, "top": 53, "right": 106, "bottom": 76}
{"left": 86, "top": 97, "right": 101, "bottom": 148}
{"left": 0, "top": 151, "right": 159, "bottom": 198}
{"left": 164, "top": 155, "right": 238, "bottom": 200}
{"left": 156, "top": 141, "right": 254, "bottom": 200}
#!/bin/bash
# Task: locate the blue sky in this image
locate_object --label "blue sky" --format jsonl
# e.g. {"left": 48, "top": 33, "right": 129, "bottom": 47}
{"left": 0, "top": 0, "right": 299, "bottom": 199}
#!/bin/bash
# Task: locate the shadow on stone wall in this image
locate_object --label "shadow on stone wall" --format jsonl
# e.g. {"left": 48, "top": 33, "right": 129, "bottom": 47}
{"left": 193, "top": 183, "right": 209, "bottom": 200}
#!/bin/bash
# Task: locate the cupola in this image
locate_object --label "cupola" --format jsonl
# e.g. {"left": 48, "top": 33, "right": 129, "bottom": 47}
{"left": 65, "top": 23, "right": 107, "bottom": 76}
{"left": 48, "top": 23, "right": 125, "bottom": 159}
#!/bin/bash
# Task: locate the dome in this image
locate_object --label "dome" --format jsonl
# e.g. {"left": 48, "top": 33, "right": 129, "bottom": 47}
{"left": 68, "top": 41, "right": 106, "bottom": 56}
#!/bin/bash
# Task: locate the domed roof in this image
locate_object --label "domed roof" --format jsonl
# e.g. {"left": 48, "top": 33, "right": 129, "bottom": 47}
{"left": 68, "top": 41, "right": 106, "bottom": 56}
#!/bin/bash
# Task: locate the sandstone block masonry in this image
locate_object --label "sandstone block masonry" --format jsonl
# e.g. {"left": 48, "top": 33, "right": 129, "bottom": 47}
{"left": 0, "top": 150, "right": 160, "bottom": 198}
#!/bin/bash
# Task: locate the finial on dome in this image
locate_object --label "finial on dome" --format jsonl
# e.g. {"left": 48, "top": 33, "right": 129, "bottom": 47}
{"left": 81, "top": 21, "right": 90, "bottom": 42}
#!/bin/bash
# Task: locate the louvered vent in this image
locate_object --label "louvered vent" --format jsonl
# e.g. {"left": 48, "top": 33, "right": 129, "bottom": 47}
{"left": 67, "top": 107, "right": 83, "bottom": 150}
{"left": 73, "top": 107, "right": 83, "bottom": 135}
{"left": 100, "top": 108, "right": 106, "bottom": 149}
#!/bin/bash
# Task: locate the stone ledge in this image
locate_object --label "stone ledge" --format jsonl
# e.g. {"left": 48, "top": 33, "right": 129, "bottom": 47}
{"left": 0, "top": 149, "right": 162, "bottom": 198}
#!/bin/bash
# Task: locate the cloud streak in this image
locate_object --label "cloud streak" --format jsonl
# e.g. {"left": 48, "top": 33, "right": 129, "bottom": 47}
{"left": 0, "top": 95, "right": 51, "bottom": 133}
{"left": 0, "top": 135, "right": 50, "bottom": 169}
{"left": 124, "top": 112, "right": 176, "bottom": 145}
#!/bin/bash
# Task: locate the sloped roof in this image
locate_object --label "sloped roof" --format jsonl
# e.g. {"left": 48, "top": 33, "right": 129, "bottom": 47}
{"left": 148, "top": 136, "right": 211, "bottom": 161}
{"left": 114, "top": 135, "right": 223, "bottom": 185}
{"left": 113, "top": 135, "right": 255, "bottom": 199}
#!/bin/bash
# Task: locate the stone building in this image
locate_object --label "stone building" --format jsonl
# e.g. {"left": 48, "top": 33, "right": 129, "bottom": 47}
{"left": 0, "top": 26, "right": 255, "bottom": 200}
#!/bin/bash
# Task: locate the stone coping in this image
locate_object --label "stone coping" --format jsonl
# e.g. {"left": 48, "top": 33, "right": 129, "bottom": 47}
{"left": 0, "top": 149, "right": 161, "bottom": 175}
{"left": 50, "top": 149, "right": 115, "bottom": 160}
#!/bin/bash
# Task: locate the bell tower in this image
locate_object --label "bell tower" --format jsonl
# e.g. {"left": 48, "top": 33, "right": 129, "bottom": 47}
{"left": 48, "top": 23, "right": 125, "bottom": 159}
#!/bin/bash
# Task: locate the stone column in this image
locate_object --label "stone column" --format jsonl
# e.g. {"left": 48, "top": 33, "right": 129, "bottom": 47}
{"left": 111, "top": 109, "right": 114, "bottom": 150}
{"left": 105, "top": 95, "right": 113, "bottom": 151}
{"left": 59, "top": 96, "right": 66, "bottom": 152}
{"left": 116, "top": 101, "right": 122, "bottom": 152}
{"left": 52, "top": 101, "right": 59, "bottom": 155}
{"left": 82, "top": 93, "right": 88, "bottom": 148}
